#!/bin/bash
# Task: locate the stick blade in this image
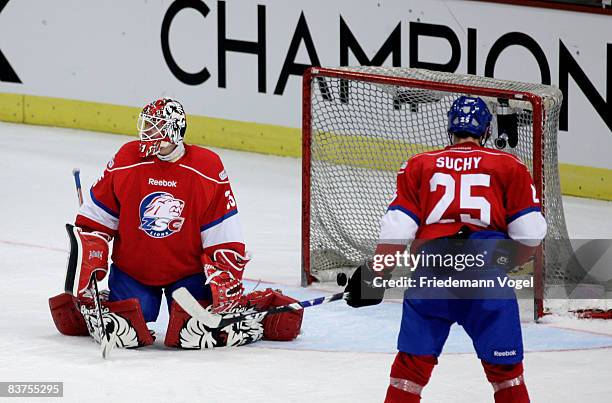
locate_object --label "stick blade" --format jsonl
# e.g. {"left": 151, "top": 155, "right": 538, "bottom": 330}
{"left": 172, "top": 287, "right": 222, "bottom": 328}
{"left": 101, "top": 332, "right": 117, "bottom": 359}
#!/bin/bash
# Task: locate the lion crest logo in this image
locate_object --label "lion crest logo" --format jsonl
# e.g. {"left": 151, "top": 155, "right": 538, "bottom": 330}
{"left": 139, "top": 192, "right": 185, "bottom": 238}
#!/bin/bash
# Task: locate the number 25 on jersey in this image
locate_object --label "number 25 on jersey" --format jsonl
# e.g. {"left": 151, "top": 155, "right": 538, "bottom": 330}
{"left": 426, "top": 173, "right": 491, "bottom": 227}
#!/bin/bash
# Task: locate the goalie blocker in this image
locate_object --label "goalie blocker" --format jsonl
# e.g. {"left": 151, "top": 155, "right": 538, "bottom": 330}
{"left": 50, "top": 223, "right": 155, "bottom": 347}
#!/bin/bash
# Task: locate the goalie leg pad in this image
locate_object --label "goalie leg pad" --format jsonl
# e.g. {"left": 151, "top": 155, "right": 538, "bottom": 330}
{"left": 245, "top": 289, "right": 303, "bottom": 341}
{"left": 165, "top": 300, "right": 265, "bottom": 349}
{"left": 49, "top": 293, "right": 89, "bottom": 336}
{"left": 79, "top": 296, "right": 155, "bottom": 348}
{"left": 165, "top": 299, "right": 208, "bottom": 348}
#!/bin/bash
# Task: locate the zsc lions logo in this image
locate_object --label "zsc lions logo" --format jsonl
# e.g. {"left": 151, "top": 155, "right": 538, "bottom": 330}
{"left": 139, "top": 192, "right": 185, "bottom": 238}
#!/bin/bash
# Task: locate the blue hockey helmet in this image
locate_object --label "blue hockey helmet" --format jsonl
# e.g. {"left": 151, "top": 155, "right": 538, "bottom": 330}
{"left": 447, "top": 96, "right": 492, "bottom": 142}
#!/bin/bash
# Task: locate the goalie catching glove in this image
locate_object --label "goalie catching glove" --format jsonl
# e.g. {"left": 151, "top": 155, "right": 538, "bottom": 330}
{"left": 202, "top": 249, "right": 250, "bottom": 314}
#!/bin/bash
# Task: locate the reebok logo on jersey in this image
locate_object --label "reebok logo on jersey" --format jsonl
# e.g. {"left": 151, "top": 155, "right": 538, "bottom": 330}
{"left": 148, "top": 178, "right": 178, "bottom": 187}
{"left": 493, "top": 350, "right": 517, "bottom": 357}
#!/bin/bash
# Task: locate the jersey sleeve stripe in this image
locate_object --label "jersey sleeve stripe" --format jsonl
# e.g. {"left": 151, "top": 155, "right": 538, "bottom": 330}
{"left": 200, "top": 211, "right": 244, "bottom": 249}
{"left": 507, "top": 211, "right": 547, "bottom": 246}
{"left": 75, "top": 214, "right": 115, "bottom": 235}
{"left": 200, "top": 209, "right": 238, "bottom": 232}
{"left": 388, "top": 205, "right": 421, "bottom": 226}
{"left": 379, "top": 209, "right": 419, "bottom": 243}
{"left": 90, "top": 188, "right": 119, "bottom": 219}
{"left": 506, "top": 206, "right": 541, "bottom": 224}
{"left": 107, "top": 161, "right": 154, "bottom": 172}
{"left": 78, "top": 192, "right": 119, "bottom": 231}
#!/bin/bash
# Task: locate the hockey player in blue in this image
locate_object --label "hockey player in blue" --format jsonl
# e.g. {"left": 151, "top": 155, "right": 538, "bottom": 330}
{"left": 344, "top": 97, "right": 547, "bottom": 402}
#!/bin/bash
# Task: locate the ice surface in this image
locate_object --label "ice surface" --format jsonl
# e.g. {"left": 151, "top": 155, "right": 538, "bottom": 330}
{"left": 1, "top": 122, "right": 612, "bottom": 402}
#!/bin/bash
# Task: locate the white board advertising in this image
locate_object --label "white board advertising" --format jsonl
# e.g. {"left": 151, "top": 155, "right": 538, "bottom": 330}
{"left": 0, "top": 0, "right": 610, "bottom": 169}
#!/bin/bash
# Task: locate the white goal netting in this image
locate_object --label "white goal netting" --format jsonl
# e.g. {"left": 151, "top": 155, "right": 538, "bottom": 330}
{"left": 302, "top": 66, "right": 606, "bottom": 319}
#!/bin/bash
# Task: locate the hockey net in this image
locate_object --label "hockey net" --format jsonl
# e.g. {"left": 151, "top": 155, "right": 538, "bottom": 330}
{"left": 302, "top": 66, "right": 610, "bottom": 320}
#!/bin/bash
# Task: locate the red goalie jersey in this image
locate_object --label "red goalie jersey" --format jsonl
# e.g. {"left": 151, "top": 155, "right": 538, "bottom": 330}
{"left": 380, "top": 142, "right": 547, "bottom": 244}
{"left": 75, "top": 141, "right": 245, "bottom": 286}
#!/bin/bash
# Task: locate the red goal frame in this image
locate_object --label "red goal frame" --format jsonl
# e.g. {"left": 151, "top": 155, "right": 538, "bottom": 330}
{"left": 301, "top": 67, "right": 546, "bottom": 319}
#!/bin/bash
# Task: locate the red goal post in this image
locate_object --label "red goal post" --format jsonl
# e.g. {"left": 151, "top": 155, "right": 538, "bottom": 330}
{"left": 301, "top": 66, "right": 572, "bottom": 320}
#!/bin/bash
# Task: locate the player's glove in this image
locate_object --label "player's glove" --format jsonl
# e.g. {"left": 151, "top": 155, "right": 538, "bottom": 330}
{"left": 344, "top": 262, "right": 390, "bottom": 308}
{"left": 202, "top": 250, "right": 250, "bottom": 314}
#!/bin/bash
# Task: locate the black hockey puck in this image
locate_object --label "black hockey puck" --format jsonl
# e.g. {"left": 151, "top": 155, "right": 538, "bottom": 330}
{"left": 336, "top": 272, "right": 348, "bottom": 287}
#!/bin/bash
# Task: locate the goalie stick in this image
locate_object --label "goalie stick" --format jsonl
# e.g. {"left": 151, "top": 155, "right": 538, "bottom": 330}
{"left": 172, "top": 286, "right": 348, "bottom": 329}
{"left": 88, "top": 268, "right": 117, "bottom": 359}
{"left": 71, "top": 168, "right": 117, "bottom": 359}
{"left": 72, "top": 167, "right": 83, "bottom": 207}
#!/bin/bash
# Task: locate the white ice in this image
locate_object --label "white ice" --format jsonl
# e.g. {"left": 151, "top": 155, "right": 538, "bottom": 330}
{"left": 1, "top": 122, "right": 612, "bottom": 402}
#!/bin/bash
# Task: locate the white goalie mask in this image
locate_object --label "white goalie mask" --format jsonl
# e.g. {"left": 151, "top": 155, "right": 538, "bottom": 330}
{"left": 137, "top": 98, "right": 187, "bottom": 157}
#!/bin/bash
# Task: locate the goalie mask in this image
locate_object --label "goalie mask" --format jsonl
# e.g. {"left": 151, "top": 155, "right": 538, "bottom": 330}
{"left": 137, "top": 98, "right": 187, "bottom": 157}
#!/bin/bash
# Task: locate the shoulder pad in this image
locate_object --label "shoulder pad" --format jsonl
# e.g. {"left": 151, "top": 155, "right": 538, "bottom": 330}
{"left": 181, "top": 145, "right": 228, "bottom": 184}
